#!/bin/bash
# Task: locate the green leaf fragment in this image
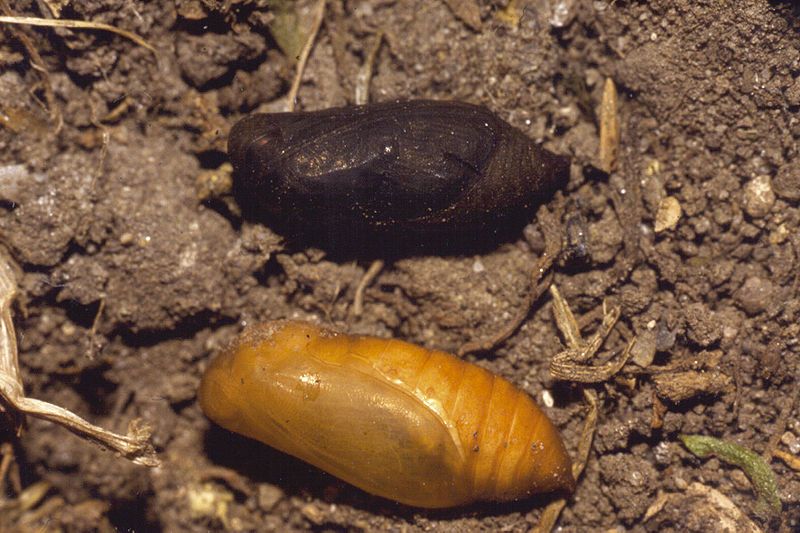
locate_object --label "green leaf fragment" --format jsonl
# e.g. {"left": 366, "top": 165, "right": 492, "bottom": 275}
{"left": 266, "top": 0, "right": 309, "bottom": 62}
{"left": 679, "top": 434, "right": 782, "bottom": 518}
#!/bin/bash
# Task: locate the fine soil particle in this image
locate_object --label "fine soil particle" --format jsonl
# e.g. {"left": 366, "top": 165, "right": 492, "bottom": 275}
{"left": 1, "top": 1, "right": 799, "bottom": 531}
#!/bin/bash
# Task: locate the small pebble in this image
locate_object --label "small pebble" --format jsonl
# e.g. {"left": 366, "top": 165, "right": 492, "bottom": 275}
{"left": 472, "top": 259, "right": 485, "bottom": 273}
{"left": 769, "top": 223, "right": 790, "bottom": 245}
{"left": 645, "top": 159, "right": 662, "bottom": 176}
{"left": 630, "top": 328, "right": 657, "bottom": 367}
{"left": 541, "top": 390, "right": 554, "bottom": 408}
{"left": 729, "top": 469, "right": 750, "bottom": 491}
{"left": 653, "top": 441, "right": 672, "bottom": 465}
{"left": 301, "top": 504, "right": 324, "bottom": 525}
{"left": 655, "top": 320, "right": 677, "bottom": 351}
{"left": 722, "top": 326, "right": 738, "bottom": 341}
{"left": 60, "top": 322, "right": 77, "bottom": 337}
{"left": 691, "top": 216, "right": 711, "bottom": 235}
{"left": 781, "top": 431, "right": 800, "bottom": 455}
{"left": 735, "top": 276, "right": 775, "bottom": 316}
{"left": 641, "top": 173, "right": 665, "bottom": 213}
{"left": 654, "top": 196, "right": 681, "bottom": 232}
{"left": 742, "top": 175, "right": 775, "bottom": 218}
{"left": 257, "top": 484, "right": 283, "bottom": 511}
{"left": 549, "top": 0, "right": 577, "bottom": 27}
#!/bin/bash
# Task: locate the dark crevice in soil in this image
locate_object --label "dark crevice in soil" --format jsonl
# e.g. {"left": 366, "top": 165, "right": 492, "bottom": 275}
{"left": 108, "top": 493, "right": 161, "bottom": 533}
{"left": 115, "top": 311, "right": 238, "bottom": 349}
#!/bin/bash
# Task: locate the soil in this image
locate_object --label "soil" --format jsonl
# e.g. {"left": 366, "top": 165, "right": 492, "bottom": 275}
{"left": 1, "top": 0, "right": 799, "bottom": 531}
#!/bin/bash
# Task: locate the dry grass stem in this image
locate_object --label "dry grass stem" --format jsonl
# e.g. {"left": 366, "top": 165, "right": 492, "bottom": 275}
{"left": 0, "top": 14, "right": 157, "bottom": 57}
{"left": 0, "top": 252, "right": 159, "bottom": 467}
{"left": 353, "top": 260, "right": 384, "bottom": 316}
{"left": 355, "top": 31, "right": 384, "bottom": 105}
{"left": 533, "top": 389, "right": 598, "bottom": 533}
{"left": 285, "top": 0, "right": 327, "bottom": 112}
{"left": 598, "top": 77, "right": 619, "bottom": 173}
{"left": 458, "top": 203, "right": 563, "bottom": 356}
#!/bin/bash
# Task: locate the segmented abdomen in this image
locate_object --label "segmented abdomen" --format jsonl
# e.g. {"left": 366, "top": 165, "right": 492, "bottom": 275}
{"left": 367, "top": 340, "right": 575, "bottom": 501}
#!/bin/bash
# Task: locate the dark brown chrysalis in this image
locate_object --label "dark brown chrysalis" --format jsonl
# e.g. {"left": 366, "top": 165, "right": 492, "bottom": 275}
{"left": 228, "top": 100, "right": 569, "bottom": 231}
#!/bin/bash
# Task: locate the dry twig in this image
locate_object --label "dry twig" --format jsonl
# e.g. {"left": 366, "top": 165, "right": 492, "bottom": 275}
{"left": 355, "top": 31, "right": 384, "bottom": 105}
{"left": 353, "top": 260, "right": 383, "bottom": 317}
{"left": 0, "top": 14, "right": 157, "bottom": 57}
{"left": 458, "top": 203, "right": 564, "bottom": 356}
{"left": 773, "top": 448, "right": 800, "bottom": 471}
{"left": 533, "top": 389, "right": 598, "bottom": 533}
{"left": 285, "top": 0, "right": 327, "bottom": 112}
{"left": 764, "top": 381, "right": 799, "bottom": 461}
{"left": 0, "top": 252, "right": 159, "bottom": 467}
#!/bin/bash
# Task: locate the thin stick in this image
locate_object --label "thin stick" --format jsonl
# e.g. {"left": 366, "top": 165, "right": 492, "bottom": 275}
{"left": 573, "top": 389, "right": 599, "bottom": 477}
{"left": 533, "top": 389, "right": 598, "bottom": 533}
{"left": 764, "top": 385, "right": 799, "bottom": 460}
{"left": 0, "top": 442, "right": 14, "bottom": 498}
{"left": 285, "top": 0, "right": 326, "bottom": 112}
{"left": 773, "top": 448, "right": 800, "bottom": 471}
{"left": 353, "top": 260, "right": 384, "bottom": 316}
{"left": 0, "top": 15, "right": 157, "bottom": 57}
{"left": 86, "top": 297, "right": 106, "bottom": 360}
{"left": 355, "top": 31, "right": 384, "bottom": 105}
{"left": 458, "top": 204, "right": 563, "bottom": 356}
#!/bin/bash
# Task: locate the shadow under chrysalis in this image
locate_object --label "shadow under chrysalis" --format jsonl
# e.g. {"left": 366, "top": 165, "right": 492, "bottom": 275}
{"left": 229, "top": 100, "right": 569, "bottom": 256}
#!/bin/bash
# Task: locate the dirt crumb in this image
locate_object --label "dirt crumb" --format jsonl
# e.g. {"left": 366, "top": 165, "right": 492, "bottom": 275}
{"left": 177, "top": 32, "right": 266, "bottom": 88}
{"left": 599, "top": 453, "right": 658, "bottom": 524}
{"left": 684, "top": 302, "right": 722, "bottom": 347}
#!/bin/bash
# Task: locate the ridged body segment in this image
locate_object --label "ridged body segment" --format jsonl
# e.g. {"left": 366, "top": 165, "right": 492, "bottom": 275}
{"left": 199, "top": 320, "right": 574, "bottom": 508}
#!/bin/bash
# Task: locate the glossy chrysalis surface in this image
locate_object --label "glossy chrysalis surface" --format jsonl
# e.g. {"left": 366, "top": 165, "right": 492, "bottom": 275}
{"left": 228, "top": 100, "right": 569, "bottom": 231}
{"left": 199, "top": 320, "right": 575, "bottom": 508}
